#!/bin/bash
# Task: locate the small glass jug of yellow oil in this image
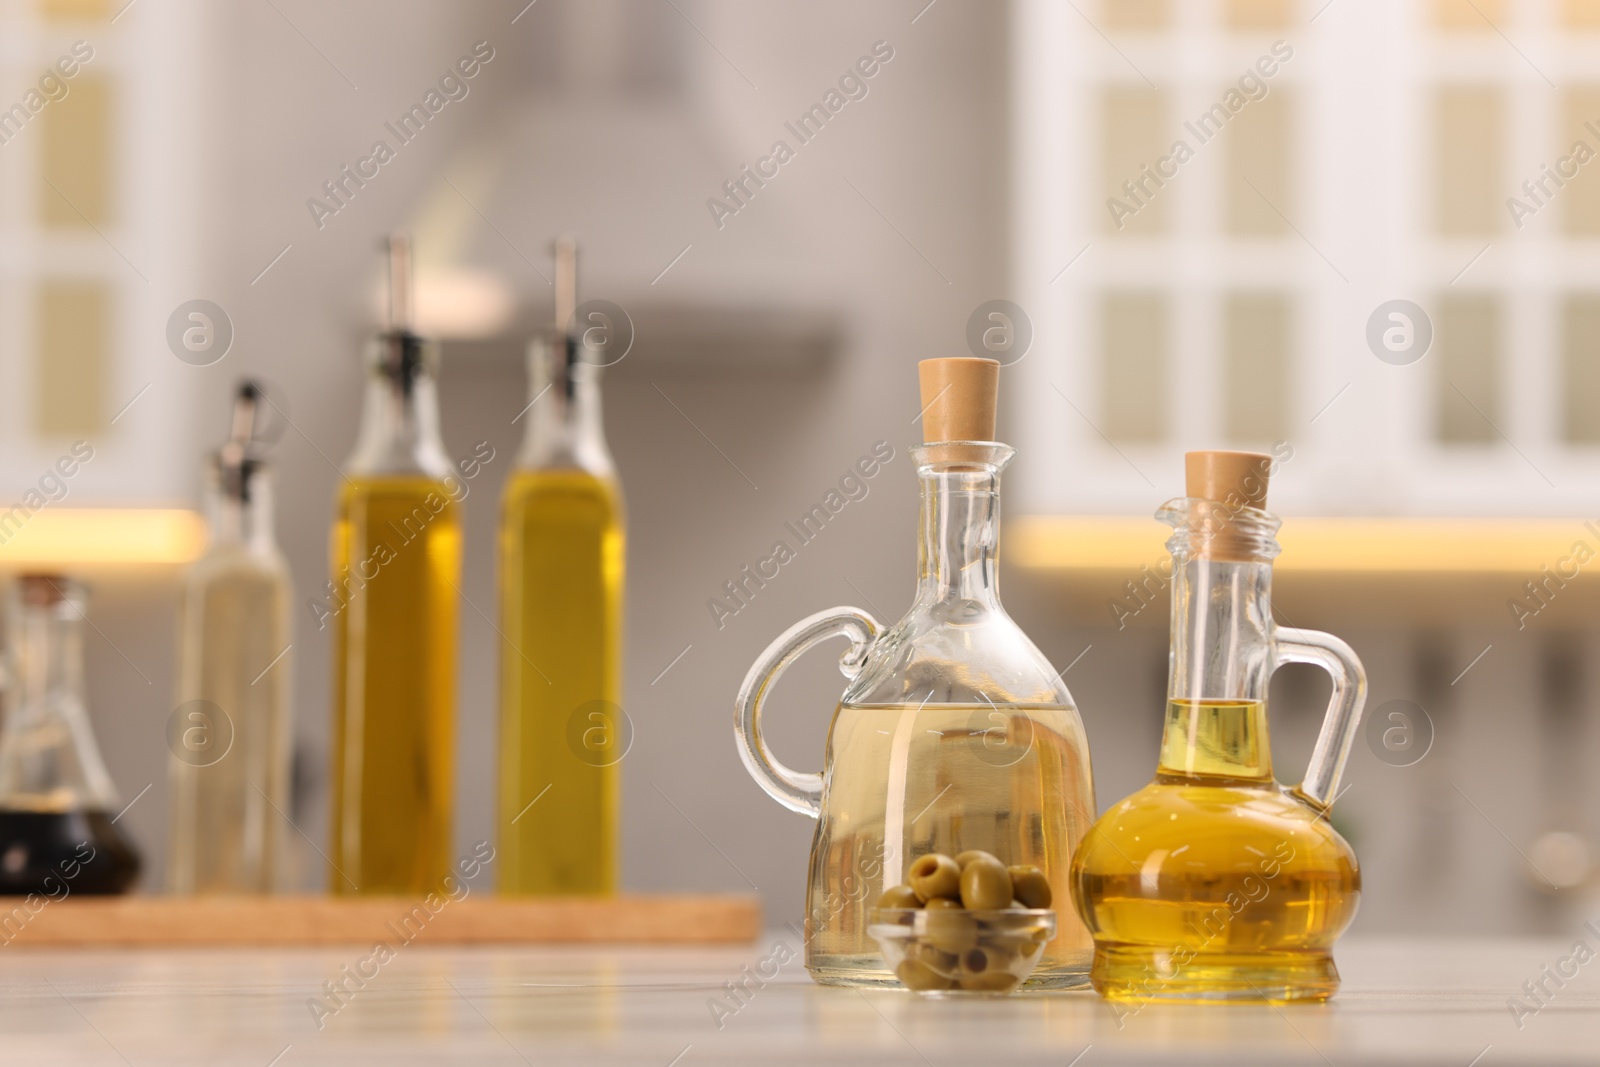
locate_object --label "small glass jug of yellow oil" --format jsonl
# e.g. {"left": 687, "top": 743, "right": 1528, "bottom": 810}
{"left": 734, "top": 358, "right": 1096, "bottom": 989}
{"left": 1071, "top": 450, "right": 1366, "bottom": 1003}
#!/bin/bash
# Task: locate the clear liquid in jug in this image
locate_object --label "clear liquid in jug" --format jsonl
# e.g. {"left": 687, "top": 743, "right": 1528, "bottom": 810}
{"left": 806, "top": 702, "right": 1093, "bottom": 985}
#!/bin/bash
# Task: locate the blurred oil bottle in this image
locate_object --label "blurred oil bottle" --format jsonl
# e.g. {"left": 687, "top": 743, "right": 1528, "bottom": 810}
{"left": 328, "top": 234, "right": 460, "bottom": 894}
{"left": 498, "top": 238, "right": 625, "bottom": 895}
{"left": 168, "top": 382, "right": 292, "bottom": 893}
{"left": 0, "top": 575, "right": 140, "bottom": 894}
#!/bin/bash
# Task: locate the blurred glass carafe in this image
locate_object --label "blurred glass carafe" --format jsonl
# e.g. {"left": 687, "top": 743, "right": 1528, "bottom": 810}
{"left": 1072, "top": 451, "right": 1365, "bottom": 1002}
{"left": 735, "top": 358, "right": 1095, "bottom": 988}
{"left": 0, "top": 575, "right": 139, "bottom": 894}
{"left": 498, "top": 238, "right": 626, "bottom": 895}
{"left": 168, "top": 382, "right": 292, "bottom": 893}
{"left": 328, "top": 233, "right": 460, "bottom": 894}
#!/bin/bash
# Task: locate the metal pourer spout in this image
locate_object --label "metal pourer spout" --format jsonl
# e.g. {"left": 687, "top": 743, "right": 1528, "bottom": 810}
{"left": 373, "top": 231, "right": 432, "bottom": 393}
{"left": 386, "top": 231, "right": 413, "bottom": 334}
{"left": 222, "top": 381, "right": 259, "bottom": 465}
{"left": 219, "top": 380, "right": 261, "bottom": 502}
{"left": 550, "top": 236, "right": 583, "bottom": 400}
{"left": 209, "top": 379, "right": 265, "bottom": 505}
{"left": 554, "top": 235, "right": 577, "bottom": 339}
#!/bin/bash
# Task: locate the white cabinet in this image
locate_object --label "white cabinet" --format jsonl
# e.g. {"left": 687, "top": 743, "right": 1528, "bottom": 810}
{"left": 1010, "top": 0, "right": 1600, "bottom": 519}
{"left": 0, "top": 0, "right": 202, "bottom": 514}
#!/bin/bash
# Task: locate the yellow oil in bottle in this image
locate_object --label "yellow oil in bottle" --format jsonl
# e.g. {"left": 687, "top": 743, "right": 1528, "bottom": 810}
{"left": 329, "top": 475, "right": 460, "bottom": 894}
{"left": 498, "top": 468, "right": 623, "bottom": 895}
{"left": 1071, "top": 700, "right": 1360, "bottom": 1002}
{"left": 806, "top": 703, "right": 1095, "bottom": 987}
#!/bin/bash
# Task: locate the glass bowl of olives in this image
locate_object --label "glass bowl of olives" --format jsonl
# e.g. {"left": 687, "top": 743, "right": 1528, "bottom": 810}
{"left": 867, "top": 850, "right": 1057, "bottom": 996}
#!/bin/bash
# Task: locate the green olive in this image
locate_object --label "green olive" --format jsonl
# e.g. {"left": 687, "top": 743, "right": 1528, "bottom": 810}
{"left": 960, "top": 856, "right": 1014, "bottom": 910}
{"left": 922, "top": 903, "right": 978, "bottom": 953}
{"left": 896, "top": 958, "right": 955, "bottom": 991}
{"left": 876, "top": 884, "right": 921, "bottom": 910}
{"left": 1007, "top": 865, "right": 1053, "bottom": 909}
{"left": 909, "top": 853, "right": 962, "bottom": 902}
{"left": 958, "top": 944, "right": 1016, "bottom": 976}
{"left": 985, "top": 932, "right": 1041, "bottom": 956}
{"left": 905, "top": 942, "right": 958, "bottom": 976}
{"left": 959, "top": 970, "right": 1020, "bottom": 993}
{"left": 953, "top": 849, "right": 1000, "bottom": 870}
{"left": 923, "top": 896, "right": 962, "bottom": 910}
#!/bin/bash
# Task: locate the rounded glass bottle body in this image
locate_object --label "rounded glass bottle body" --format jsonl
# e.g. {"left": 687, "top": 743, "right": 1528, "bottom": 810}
{"left": 0, "top": 577, "right": 139, "bottom": 894}
{"left": 738, "top": 445, "right": 1095, "bottom": 988}
{"left": 1071, "top": 498, "right": 1364, "bottom": 1002}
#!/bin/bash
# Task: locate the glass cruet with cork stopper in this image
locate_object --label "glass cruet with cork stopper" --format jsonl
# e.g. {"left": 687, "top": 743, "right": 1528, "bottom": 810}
{"left": 734, "top": 357, "right": 1096, "bottom": 988}
{"left": 168, "top": 381, "right": 293, "bottom": 893}
{"left": 1071, "top": 450, "right": 1366, "bottom": 1002}
{"left": 0, "top": 575, "right": 140, "bottom": 894}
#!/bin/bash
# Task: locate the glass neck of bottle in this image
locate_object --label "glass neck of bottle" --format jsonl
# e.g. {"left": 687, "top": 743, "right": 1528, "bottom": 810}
{"left": 1157, "top": 499, "right": 1282, "bottom": 781}
{"left": 0, "top": 579, "right": 118, "bottom": 811}
{"left": 13, "top": 596, "right": 84, "bottom": 722}
{"left": 206, "top": 460, "right": 276, "bottom": 554}
{"left": 346, "top": 331, "right": 450, "bottom": 479}
{"left": 518, "top": 333, "right": 612, "bottom": 475}
{"left": 912, "top": 444, "right": 1012, "bottom": 610}
{"left": 1167, "top": 556, "right": 1276, "bottom": 704}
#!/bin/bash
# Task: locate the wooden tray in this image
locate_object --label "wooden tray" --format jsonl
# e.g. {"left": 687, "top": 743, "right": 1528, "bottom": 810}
{"left": 0, "top": 894, "right": 761, "bottom": 947}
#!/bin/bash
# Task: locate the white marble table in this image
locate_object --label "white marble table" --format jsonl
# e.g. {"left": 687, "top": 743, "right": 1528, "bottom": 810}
{"left": 0, "top": 936, "right": 1591, "bottom": 1065}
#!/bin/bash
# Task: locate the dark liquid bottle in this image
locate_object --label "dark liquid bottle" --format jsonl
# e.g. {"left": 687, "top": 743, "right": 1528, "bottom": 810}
{"left": 0, "top": 576, "right": 140, "bottom": 895}
{"left": 0, "top": 811, "right": 138, "bottom": 895}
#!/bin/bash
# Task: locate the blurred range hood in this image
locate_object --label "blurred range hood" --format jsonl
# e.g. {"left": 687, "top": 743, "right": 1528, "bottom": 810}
{"left": 448, "top": 302, "right": 840, "bottom": 376}
{"left": 392, "top": 0, "right": 835, "bottom": 367}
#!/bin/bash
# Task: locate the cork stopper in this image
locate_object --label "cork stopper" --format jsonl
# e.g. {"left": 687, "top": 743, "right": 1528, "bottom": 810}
{"left": 918, "top": 357, "right": 999, "bottom": 463}
{"left": 1186, "top": 451, "right": 1272, "bottom": 508}
{"left": 1184, "top": 450, "right": 1273, "bottom": 562}
{"left": 17, "top": 574, "right": 69, "bottom": 606}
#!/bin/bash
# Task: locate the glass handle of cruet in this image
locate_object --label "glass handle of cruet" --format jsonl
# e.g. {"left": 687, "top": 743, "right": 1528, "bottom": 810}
{"left": 734, "top": 606, "right": 881, "bottom": 818}
{"left": 1274, "top": 626, "right": 1368, "bottom": 810}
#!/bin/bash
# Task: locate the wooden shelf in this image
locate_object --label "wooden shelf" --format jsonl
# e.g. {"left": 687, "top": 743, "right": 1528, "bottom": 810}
{"left": 0, "top": 894, "right": 761, "bottom": 947}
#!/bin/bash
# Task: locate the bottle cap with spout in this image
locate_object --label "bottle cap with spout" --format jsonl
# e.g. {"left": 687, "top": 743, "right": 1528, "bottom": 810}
{"left": 385, "top": 231, "right": 413, "bottom": 334}
{"left": 214, "top": 381, "right": 262, "bottom": 502}
{"left": 553, "top": 234, "right": 577, "bottom": 343}
{"left": 346, "top": 232, "right": 451, "bottom": 478}
{"left": 538, "top": 234, "right": 581, "bottom": 381}
{"left": 519, "top": 236, "right": 615, "bottom": 475}
{"left": 372, "top": 231, "right": 437, "bottom": 381}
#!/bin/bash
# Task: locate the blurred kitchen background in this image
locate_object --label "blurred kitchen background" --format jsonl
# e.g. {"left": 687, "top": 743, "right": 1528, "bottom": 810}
{"left": 1, "top": 0, "right": 1598, "bottom": 936}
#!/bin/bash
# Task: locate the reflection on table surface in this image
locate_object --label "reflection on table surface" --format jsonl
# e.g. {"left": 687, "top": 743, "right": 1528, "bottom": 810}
{"left": 0, "top": 935, "right": 1592, "bottom": 1065}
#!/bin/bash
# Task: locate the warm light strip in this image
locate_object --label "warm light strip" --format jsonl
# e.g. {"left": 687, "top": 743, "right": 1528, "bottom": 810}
{"left": 1010, "top": 516, "right": 1595, "bottom": 575}
{"left": 0, "top": 508, "right": 206, "bottom": 565}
